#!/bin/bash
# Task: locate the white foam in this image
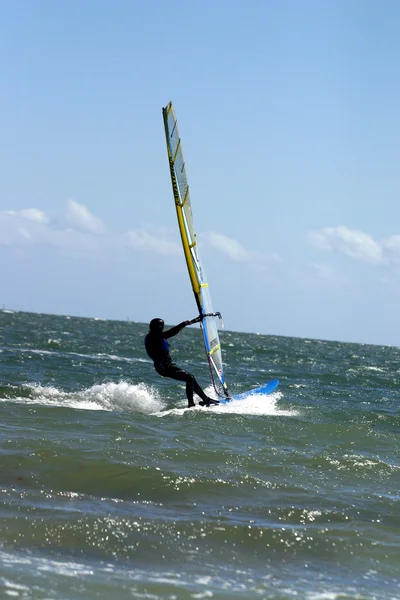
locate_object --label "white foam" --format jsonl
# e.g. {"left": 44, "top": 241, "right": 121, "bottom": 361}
{"left": 158, "top": 390, "right": 297, "bottom": 418}
{"left": 213, "top": 391, "right": 296, "bottom": 416}
{"left": 83, "top": 381, "right": 164, "bottom": 413}
{"left": 306, "top": 592, "right": 344, "bottom": 600}
{"left": 5, "top": 382, "right": 164, "bottom": 414}
{"left": 4, "top": 382, "right": 295, "bottom": 419}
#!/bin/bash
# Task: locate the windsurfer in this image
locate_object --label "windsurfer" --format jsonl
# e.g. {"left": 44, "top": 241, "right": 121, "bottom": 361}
{"left": 144, "top": 318, "right": 219, "bottom": 408}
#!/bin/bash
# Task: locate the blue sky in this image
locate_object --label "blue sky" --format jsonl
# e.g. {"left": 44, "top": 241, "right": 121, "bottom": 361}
{"left": 1, "top": 0, "right": 400, "bottom": 345}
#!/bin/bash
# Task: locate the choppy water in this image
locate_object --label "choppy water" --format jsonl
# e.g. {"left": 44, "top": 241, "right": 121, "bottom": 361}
{"left": 1, "top": 310, "right": 399, "bottom": 599}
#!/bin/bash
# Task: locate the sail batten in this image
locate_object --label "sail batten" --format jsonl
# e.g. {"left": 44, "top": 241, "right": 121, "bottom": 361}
{"left": 162, "top": 102, "right": 229, "bottom": 398}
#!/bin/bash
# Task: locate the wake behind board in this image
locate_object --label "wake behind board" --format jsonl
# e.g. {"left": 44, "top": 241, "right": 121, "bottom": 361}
{"left": 219, "top": 379, "right": 279, "bottom": 405}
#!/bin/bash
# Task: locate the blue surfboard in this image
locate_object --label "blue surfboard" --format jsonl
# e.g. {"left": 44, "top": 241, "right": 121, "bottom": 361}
{"left": 219, "top": 379, "right": 279, "bottom": 405}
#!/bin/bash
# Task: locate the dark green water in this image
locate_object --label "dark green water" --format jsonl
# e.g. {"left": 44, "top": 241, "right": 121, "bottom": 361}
{"left": 1, "top": 310, "right": 399, "bottom": 599}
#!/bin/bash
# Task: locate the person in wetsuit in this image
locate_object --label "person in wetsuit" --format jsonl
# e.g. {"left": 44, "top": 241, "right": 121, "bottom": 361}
{"left": 144, "top": 317, "right": 219, "bottom": 408}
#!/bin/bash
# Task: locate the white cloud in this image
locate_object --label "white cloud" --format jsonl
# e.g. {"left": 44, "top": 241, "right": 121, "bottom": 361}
{"left": 0, "top": 201, "right": 279, "bottom": 269}
{"left": 0, "top": 210, "right": 46, "bottom": 246}
{"left": 4, "top": 208, "right": 49, "bottom": 223}
{"left": 200, "top": 231, "right": 283, "bottom": 269}
{"left": 125, "top": 228, "right": 181, "bottom": 256}
{"left": 0, "top": 202, "right": 104, "bottom": 251}
{"left": 0, "top": 208, "right": 49, "bottom": 245}
{"left": 0, "top": 202, "right": 184, "bottom": 260}
{"left": 63, "top": 199, "right": 105, "bottom": 233}
{"left": 202, "top": 231, "right": 253, "bottom": 261}
{"left": 21, "top": 209, "right": 49, "bottom": 223}
{"left": 0, "top": 208, "right": 103, "bottom": 258}
{"left": 308, "top": 226, "right": 384, "bottom": 264}
{"left": 310, "top": 262, "right": 347, "bottom": 283}
{"left": 382, "top": 235, "right": 400, "bottom": 264}
{"left": 17, "top": 227, "right": 32, "bottom": 240}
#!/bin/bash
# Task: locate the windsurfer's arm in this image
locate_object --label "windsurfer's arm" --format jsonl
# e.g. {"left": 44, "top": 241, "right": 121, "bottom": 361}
{"left": 163, "top": 321, "right": 190, "bottom": 339}
{"left": 188, "top": 315, "right": 203, "bottom": 324}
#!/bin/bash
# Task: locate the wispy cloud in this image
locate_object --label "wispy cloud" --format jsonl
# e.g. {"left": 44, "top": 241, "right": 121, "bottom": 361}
{"left": 63, "top": 199, "right": 105, "bottom": 233}
{"left": 0, "top": 201, "right": 104, "bottom": 252}
{"left": 125, "top": 227, "right": 181, "bottom": 256}
{"left": 0, "top": 201, "right": 181, "bottom": 259}
{"left": 308, "top": 226, "right": 385, "bottom": 265}
{"left": 0, "top": 201, "right": 283, "bottom": 270}
{"left": 0, "top": 209, "right": 46, "bottom": 246}
{"left": 382, "top": 235, "right": 400, "bottom": 264}
{"left": 310, "top": 262, "right": 347, "bottom": 283}
{"left": 5, "top": 208, "right": 49, "bottom": 224}
{"left": 203, "top": 231, "right": 253, "bottom": 261}
{"left": 201, "top": 230, "right": 282, "bottom": 265}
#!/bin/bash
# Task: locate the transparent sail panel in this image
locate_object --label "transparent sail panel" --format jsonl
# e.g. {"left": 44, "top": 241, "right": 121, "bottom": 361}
{"left": 200, "top": 283, "right": 224, "bottom": 385}
{"left": 165, "top": 107, "right": 197, "bottom": 257}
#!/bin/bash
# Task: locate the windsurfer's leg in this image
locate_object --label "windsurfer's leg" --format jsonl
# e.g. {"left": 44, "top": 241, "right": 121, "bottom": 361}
{"left": 192, "top": 378, "right": 209, "bottom": 401}
{"left": 193, "top": 377, "right": 220, "bottom": 406}
{"left": 185, "top": 375, "right": 195, "bottom": 408}
{"left": 157, "top": 364, "right": 196, "bottom": 407}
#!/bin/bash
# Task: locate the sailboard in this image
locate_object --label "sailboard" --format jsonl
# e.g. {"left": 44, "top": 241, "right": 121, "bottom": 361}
{"left": 162, "top": 102, "right": 230, "bottom": 399}
{"left": 220, "top": 379, "right": 279, "bottom": 404}
{"left": 162, "top": 102, "right": 279, "bottom": 404}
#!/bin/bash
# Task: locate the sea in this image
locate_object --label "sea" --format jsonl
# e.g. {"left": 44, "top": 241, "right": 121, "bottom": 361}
{"left": 1, "top": 310, "right": 399, "bottom": 600}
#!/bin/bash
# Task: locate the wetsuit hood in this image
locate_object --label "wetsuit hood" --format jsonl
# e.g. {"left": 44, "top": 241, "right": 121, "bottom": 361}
{"left": 149, "top": 318, "right": 164, "bottom": 333}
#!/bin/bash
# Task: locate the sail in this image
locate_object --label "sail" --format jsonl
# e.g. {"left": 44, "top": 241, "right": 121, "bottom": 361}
{"left": 162, "top": 102, "right": 229, "bottom": 398}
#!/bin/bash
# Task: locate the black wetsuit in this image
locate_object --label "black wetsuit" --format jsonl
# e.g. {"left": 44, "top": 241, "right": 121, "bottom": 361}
{"left": 144, "top": 321, "right": 213, "bottom": 407}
